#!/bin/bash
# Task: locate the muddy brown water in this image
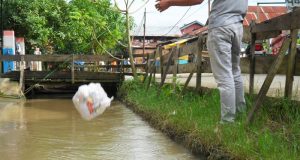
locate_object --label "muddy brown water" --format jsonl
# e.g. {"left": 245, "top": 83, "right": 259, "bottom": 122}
{"left": 0, "top": 99, "right": 202, "bottom": 160}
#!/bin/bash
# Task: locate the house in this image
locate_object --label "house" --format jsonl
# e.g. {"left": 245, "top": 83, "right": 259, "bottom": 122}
{"left": 131, "top": 26, "right": 182, "bottom": 64}
{"left": 180, "top": 21, "right": 204, "bottom": 36}
{"left": 189, "top": 6, "right": 288, "bottom": 42}
{"left": 243, "top": 6, "right": 288, "bottom": 42}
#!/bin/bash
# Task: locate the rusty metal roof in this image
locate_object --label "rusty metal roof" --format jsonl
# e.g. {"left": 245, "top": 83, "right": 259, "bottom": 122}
{"left": 243, "top": 6, "right": 288, "bottom": 26}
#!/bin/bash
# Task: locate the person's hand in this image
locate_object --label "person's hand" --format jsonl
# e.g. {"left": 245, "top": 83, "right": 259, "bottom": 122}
{"left": 155, "top": 0, "right": 170, "bottom": 12}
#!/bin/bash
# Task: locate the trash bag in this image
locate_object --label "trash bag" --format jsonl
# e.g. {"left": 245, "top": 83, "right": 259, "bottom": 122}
{"left": 72, "top": 83, "right": 114, "bottom": 120}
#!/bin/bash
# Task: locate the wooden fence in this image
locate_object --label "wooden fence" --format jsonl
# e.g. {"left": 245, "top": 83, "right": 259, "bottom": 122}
{"left": 144, "top": 8, "right": 300, "bottom": 124}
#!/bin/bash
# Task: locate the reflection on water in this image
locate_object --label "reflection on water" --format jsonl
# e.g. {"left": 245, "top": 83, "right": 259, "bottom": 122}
{"left": 0, "top": 99, "right": 200, "bottom": 160}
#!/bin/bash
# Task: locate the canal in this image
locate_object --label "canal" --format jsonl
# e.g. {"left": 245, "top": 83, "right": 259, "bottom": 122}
{"left": 0, "top": 99, "right": 201, "bottom": 160}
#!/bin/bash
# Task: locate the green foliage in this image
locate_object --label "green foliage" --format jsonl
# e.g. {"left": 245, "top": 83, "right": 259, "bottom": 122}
{"left": 2, "top": 0, "right": 126, "bottom": 54}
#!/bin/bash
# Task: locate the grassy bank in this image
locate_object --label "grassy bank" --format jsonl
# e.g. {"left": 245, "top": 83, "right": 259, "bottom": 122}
{"left": 119, "top": 79, "right": 300, "bottom": 159}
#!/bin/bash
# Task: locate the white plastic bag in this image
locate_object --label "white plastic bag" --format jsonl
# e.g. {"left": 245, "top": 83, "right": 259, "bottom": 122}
{"left": 72, "top": 83, "right": 114, "bottom": 120}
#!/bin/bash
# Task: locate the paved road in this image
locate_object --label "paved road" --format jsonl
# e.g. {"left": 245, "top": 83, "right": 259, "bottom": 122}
{"left": 156, "top": 73, "right": 300, "bottom": 101}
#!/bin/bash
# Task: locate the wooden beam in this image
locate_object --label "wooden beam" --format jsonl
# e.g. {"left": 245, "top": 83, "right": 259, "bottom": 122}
{"left": 159, "top": 46, "right": 163, "bottom": 79}
{"left": 71, "top": 54, "right": 75, "bottom": 84}
{"left": 173, "top": 46, "right": 179, "bottom": 91}
{"left": 158, "top": 48, "right": 175, "bottom": 95}
{"left": 19, "top": 56, "right": 25, "bottom": 94}
{"left": 284, "top": 29, "right": 299, "bottom": 99}
{"left": 196, "top": 35, "right": 204, "bottom": 91}
{"left": 181, "top": 70, "right": 195, "bottom": 95}
{"left": 143, "top": 54, "right": 150, "bottom": 83}
{"left": 2, "top": 71, "right": 121, "bottom": 82}
{"left": 146, "top": 49, "right": 158, "bottom": 90}
{"left": 249, "top": 33, "right": 256, "bottom": 95}
{"left": 256, "top": 30, "right": 281, "bottom": 40}
{"left": 251, "top": 8, "right": 300, "bottom": 33}
{"left": 0, "top": 54, "right": 115, "bottom": 62}
{"left": 247, "top": 37, "right": 291, "bottom": 124}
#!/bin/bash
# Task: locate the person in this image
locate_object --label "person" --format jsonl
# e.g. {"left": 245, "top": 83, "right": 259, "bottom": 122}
{"left": 155, "top": 0, "right": 247, "bottom": 123}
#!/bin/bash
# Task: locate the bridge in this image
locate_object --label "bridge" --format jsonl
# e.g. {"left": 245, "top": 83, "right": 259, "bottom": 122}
{"left": 0, "top": 54, "right": 147, "bottom": 97}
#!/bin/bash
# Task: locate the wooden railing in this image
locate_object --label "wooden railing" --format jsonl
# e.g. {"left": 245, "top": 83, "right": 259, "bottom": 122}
{"left": 246, "top": 7, "right": 300, "bottom": 123}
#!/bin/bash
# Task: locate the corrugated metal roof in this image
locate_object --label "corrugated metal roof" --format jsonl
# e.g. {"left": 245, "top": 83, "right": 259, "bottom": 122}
{"left": 243, "top": 6, "right": 288, "bottom": 26}
{"left": 180, "top": 20, "right": 204, "bottom": 30}
{"left": 131, "top": 26, "right": 182, "bottom": 37}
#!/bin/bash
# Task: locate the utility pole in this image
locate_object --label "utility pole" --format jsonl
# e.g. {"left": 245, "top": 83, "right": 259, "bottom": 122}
{"left": 142, "top": 8, "right": 146, "bottom": 62}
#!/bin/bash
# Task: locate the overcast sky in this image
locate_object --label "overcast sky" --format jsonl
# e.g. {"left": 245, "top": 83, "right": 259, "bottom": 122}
{"left": 113, "top": 0, "right": 287, "bottom": 28}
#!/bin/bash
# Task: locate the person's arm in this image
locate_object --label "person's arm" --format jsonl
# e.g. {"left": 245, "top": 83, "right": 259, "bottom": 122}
{"left": 155, "top": 0, "right": 204, "bottom": 12}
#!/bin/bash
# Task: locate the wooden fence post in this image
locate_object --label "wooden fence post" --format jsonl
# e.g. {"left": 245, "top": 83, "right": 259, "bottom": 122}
{"left": 146, "top": 49, "right": 157, "bottom": 91}
{"left": 159, "top": 46, "right": 163, "bottom": 79}
{"left": 247, "top": 37, "right": 291, "bottom": 124}
{"left": 19, "top": 55, "right": 25, "bottom": 94}
{"left": 196, "top": 35, "right": 204, "bottom": 92}
{"left": 181, "top": 69, "right": 195, "bottom": 95}
{"left": 143, "top": 54, "right": 150, "bottom": 83}
{"left": 173, "top": 45, "right": 179, "bottom": 92}
{"left": 157, "top": 47, "right": 175, "bottom": 95}
{"left": 249, "top": 32, "right": 256, "bottom": 95}
{"left": 72, "top": 54, "right": 75, "bottom": 84}
{"left": 284, "top": 29, "right": 299, "bottom": 99}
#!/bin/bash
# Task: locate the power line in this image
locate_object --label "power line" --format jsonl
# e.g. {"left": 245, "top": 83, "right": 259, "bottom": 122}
{"left": 129, "top": 0, "right": 150, "bottom": 14}
{"left": 162, "top": 1, "right": 211, "bottom": 36}
{"left": 163, "top": 6, "right": 191, "bottom": 36}
{"left": 182, "top": 1, "right": 209, "bottom": 23}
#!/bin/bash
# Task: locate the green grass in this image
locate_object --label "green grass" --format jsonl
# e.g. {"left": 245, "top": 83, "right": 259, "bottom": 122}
{"left": 119, "top": 79, "right": 300, "bottom": 159}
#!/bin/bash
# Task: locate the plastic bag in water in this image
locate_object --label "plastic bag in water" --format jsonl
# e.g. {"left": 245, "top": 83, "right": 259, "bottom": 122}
{"left": 72, "top": 83, "right": 114, "bottom": 120}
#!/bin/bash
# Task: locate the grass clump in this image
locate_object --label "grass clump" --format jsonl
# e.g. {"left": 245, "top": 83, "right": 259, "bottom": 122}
{"left": 119, "top": 79, "right": 300, "bottom": 159}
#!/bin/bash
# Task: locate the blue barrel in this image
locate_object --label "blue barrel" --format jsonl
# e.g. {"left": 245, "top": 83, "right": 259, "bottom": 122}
{"left": 3, "top": 48, "right": 15, "bottom": 73}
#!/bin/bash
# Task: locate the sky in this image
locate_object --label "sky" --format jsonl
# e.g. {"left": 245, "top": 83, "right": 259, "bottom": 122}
{"left": 113, "top": 0, "right": 287, "bottom": 29}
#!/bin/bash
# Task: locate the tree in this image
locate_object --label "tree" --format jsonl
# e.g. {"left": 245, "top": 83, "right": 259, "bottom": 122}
{"left": 2, "top": 0, "right": 126, "bottom": 55}
{"left": 63, "top": 0, "right": 127, "bottom": 54}
{"left": 113, "top": 0, "right": 148, "bottom": 78}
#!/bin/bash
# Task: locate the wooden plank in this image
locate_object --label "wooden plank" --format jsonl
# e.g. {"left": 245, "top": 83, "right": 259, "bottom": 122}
{"left": 178, "top": 63, "right": 197, "bottom": 73}
{"left": 251, "top": 8, "right": 300, "bottom": 33}
{"left": 0, "top": 54, "right": 115, "bottom": 62}
{"left": 256, "top": 30, "right": 281, "bottom": 40}
{"left": 133, "top": 53, "right": 154, "bottom": 58}
{"left": 159, "top": 46, "right": 163, "bottom": 79}
{"left": 143, "top": 54, "right": 150, "bottom": 83}
{"left": 181, "top": 72, "right": 194, "bottom": 95}
{"left": 249, "top": 33, "right": 256, "bottom": 95}
{"left": 179, "top": 42, "right": 197, "bottom": 57}
{"left": 247, "top": 37, "right": 291, "bottom": 124}
{"left": 146, "top": 49, "right": 158, "bottom": 90}
{"left": 285, "top": 29, "right": 299, "bottom": 99}
{"left": 72, "top": 54, "right": 75, "bottom": 84}
{"left": 173, "top": 46, "right": 179, "bottom": 91}
{"left": 19, "top": 56, "right": 25, "bottom": 93}
{"left": 158, "top": 48, "right": 175, "bottom": 95}
{"left": 3, "top": 71, "right": 121, "bottom": 82}
{"left": 196, "top": 35, "right": 204, "bottom": 91}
